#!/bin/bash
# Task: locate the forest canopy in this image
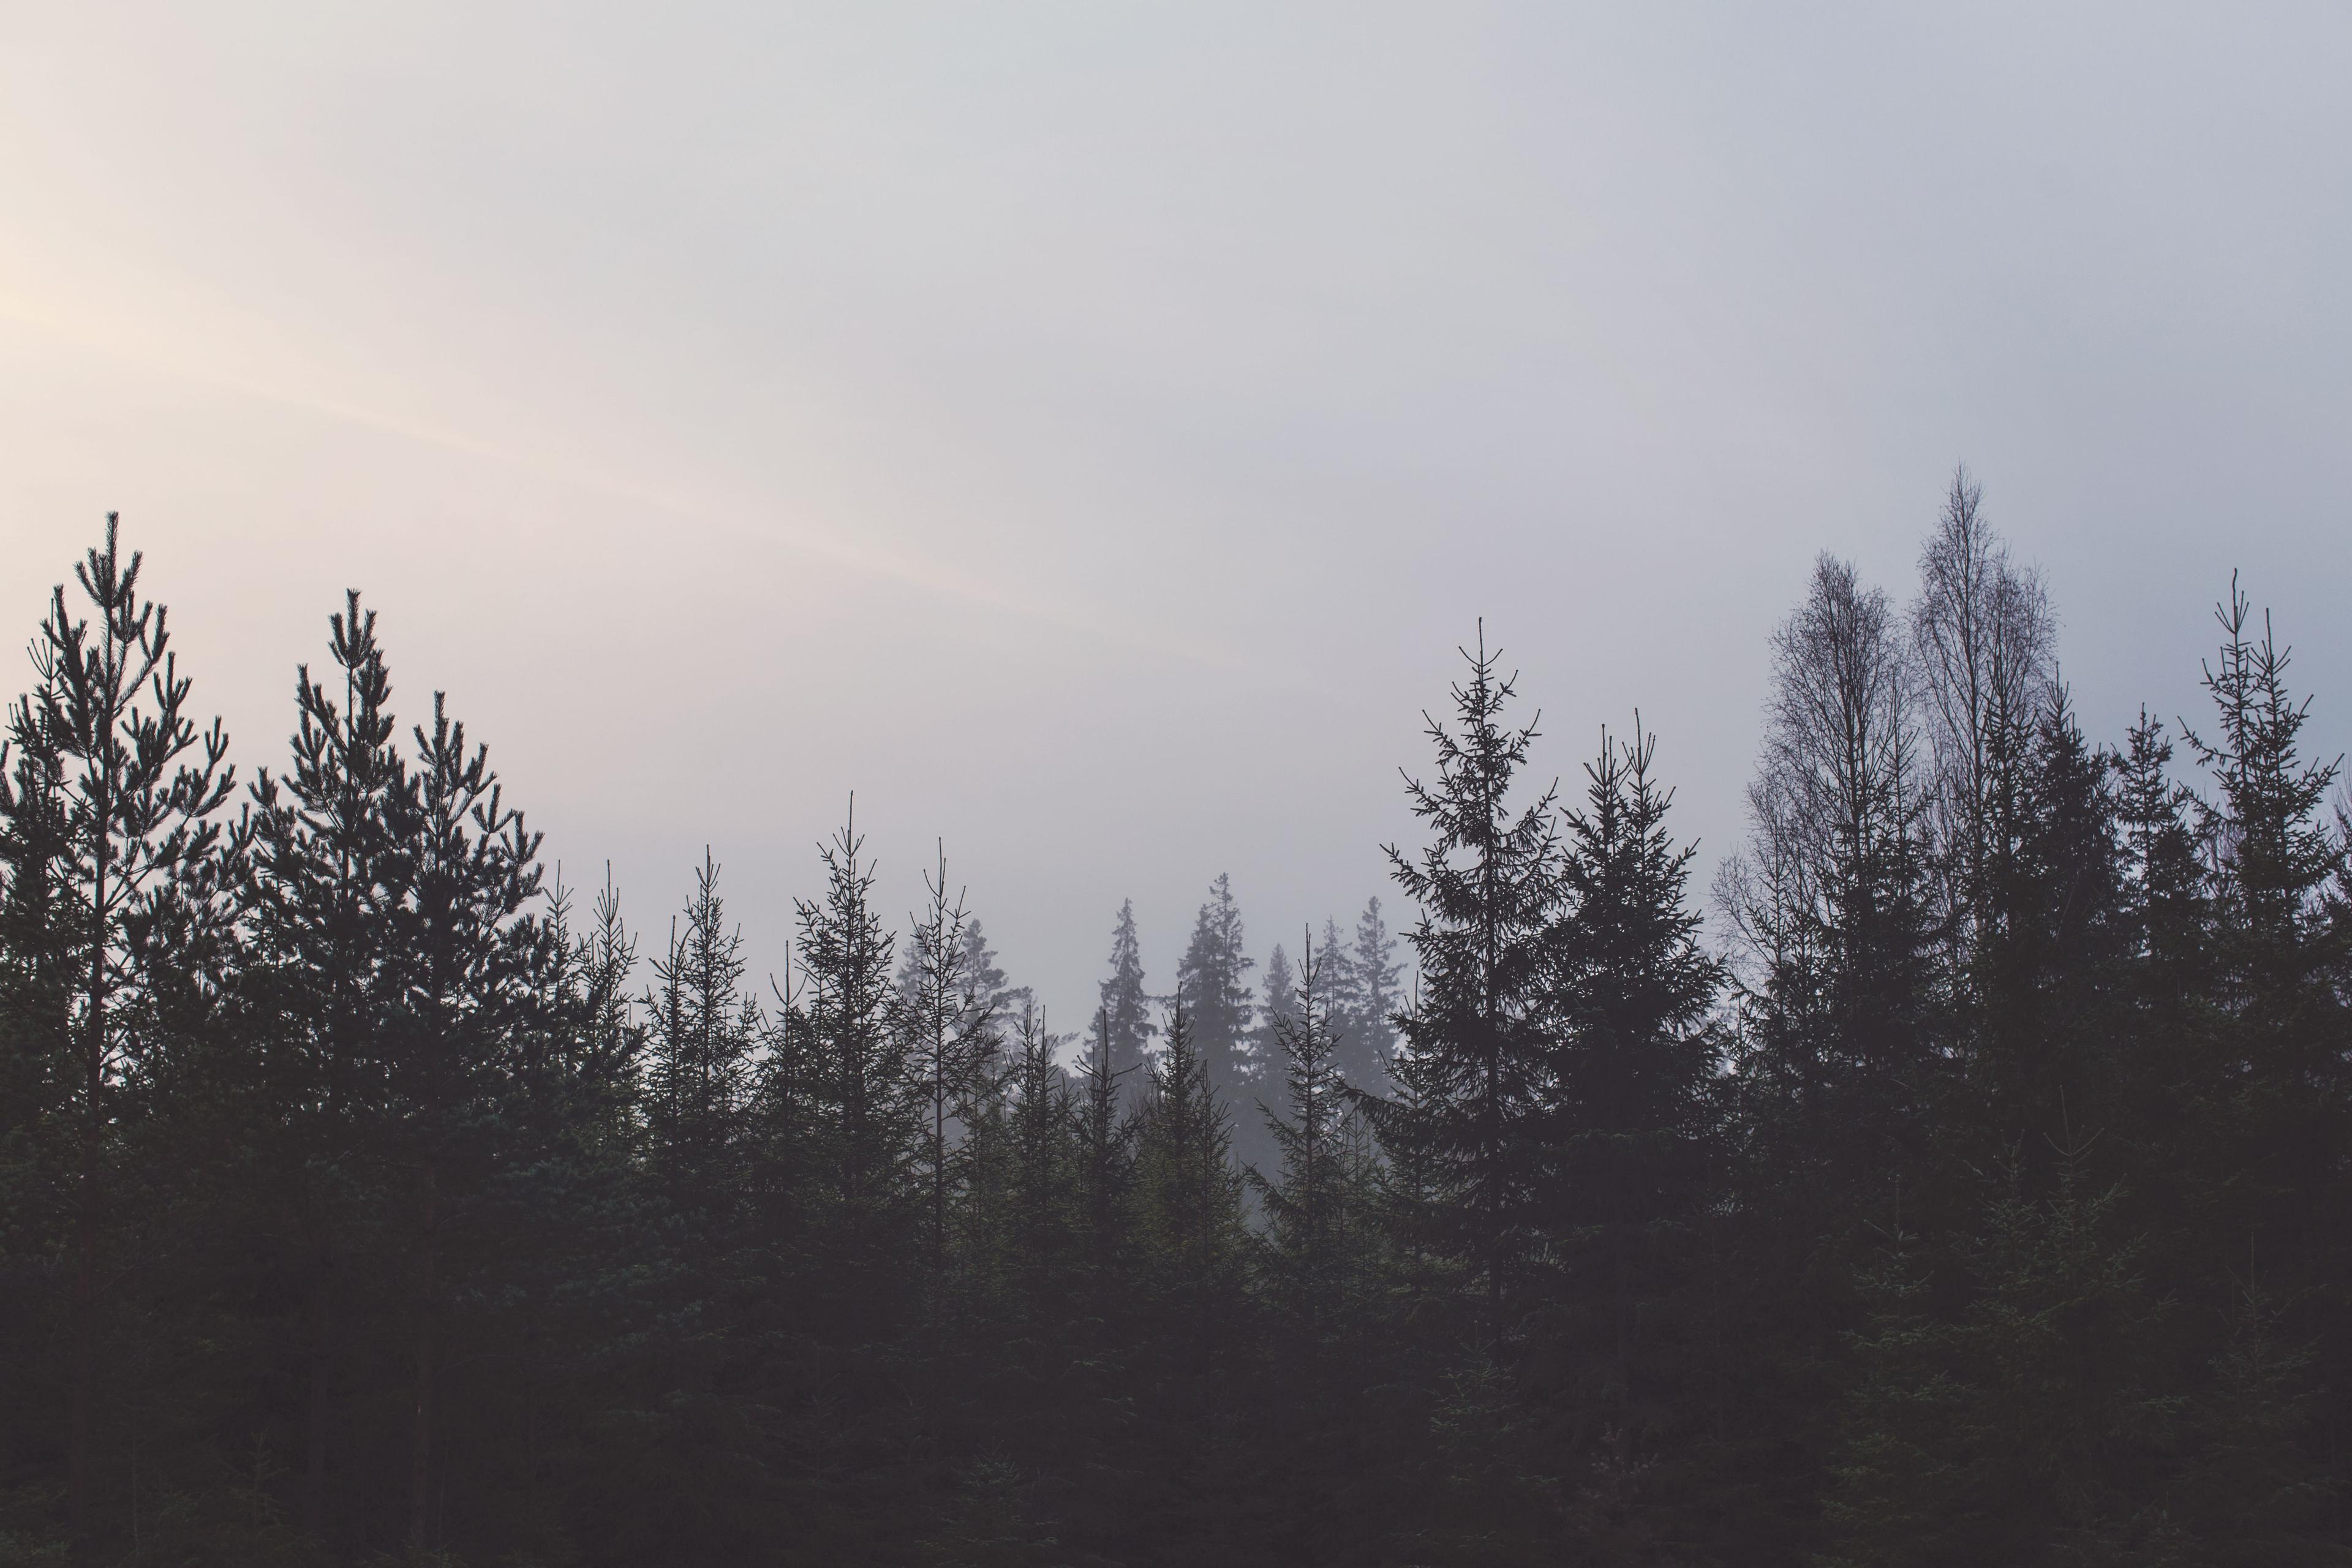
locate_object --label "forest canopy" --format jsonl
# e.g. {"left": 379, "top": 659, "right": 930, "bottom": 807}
{"left": 4, "top": 475, "right": 2350, "bottom": 1566}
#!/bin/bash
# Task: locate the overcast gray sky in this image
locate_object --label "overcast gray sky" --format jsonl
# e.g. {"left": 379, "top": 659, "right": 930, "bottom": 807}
{"left": 4, "top": 4, "right": 2348, "bottom": 1035}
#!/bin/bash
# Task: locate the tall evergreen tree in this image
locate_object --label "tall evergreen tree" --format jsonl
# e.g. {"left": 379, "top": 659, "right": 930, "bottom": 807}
{"left": 4, "top": 517, "right": 235, "bottom": 1545}
{"left": 957, "top": 918, "right": 1028, "bottom": 1033}
{"left": 1134, "top": 995, "right": 1244, "bottom": 1333}
{"left": 239, "top": 590, "right": 414, "bottom": 1539}
{"left": 1250, "top": 935, "right": 1358, "bottom": 1339}
{"left": 1383, "top": 628, "right": 1559, "bottom": 1344}
{"left": 644, "top": 851, "right": 758, "bottom": 1215}
{"left": 1073, "top": 1006, "right": 1137, "bottom": 1298}
{"left": 902, "top": 844, "right": 1000, "bottom": 1277}
{"left": 1341, "top": 896, "right": 1403, "bottom": 1091}
{"left": 2176, "top": 580, "right": 2349, "bottom": 1521}
{"left": 390, "top": 690, "right": 544, "bottom": 1551}
{"left": 998, "top": 1001, "right": 1072, "bottom": 1300}
{"left": 1250, "top": 941, "right": 1299, "bottom": 1118}
{"left": 1539, "top": 720, "right": 1722, "bottom": 1472}
{"left": 1096, "top": 899, "right": 1156, "bottom": 1095}
{"left": 1176, "top": 874, "right": 1257, "bottom": 1101}
{"left": 794, "top": 802, "right": 918, "bottom": 1330}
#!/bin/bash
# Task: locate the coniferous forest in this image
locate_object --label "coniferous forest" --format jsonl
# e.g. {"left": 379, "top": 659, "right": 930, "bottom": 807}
{"left": 4, "top": 475, "right": 2350, "bottom": 1566}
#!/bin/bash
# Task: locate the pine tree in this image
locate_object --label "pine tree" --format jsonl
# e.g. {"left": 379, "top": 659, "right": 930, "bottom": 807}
{"left": 1962, "top": 688, "right": 2127, "bottom": 1188}
{"left": 1176, "top": 873, "right": 1257, "bottom": 1101}
{"left": 2116, "top": 708, "right": 2210, "bottom": 1011}
{"left": 1134, "top": 995, "right": 1243, "bottom": 1332}
{"left": 1073, "top": 1006, "right": 1137, "bottom": 1300}
{"left": 1250, "top": 941, "right": 1298, "bottom": 1117}
{"left": 1096, "top": 899, "right": 1156, "bottom": 1097}
{"left": 239, "top": 590, "right": 415, "bottom": 1538}
{"left": 644, "top": 851, "right": 758, "bottom": 1215}
{"left": 1382, "top": 627, "right": 1558, "bottom": 1344}
{"left": 794, "top": 802, "right": 918, "bottom": 1330}
{"left": 957, "top": 919, "right": 1029, "bottom": 1032}
{"left": 1540, "top": 720, "right": 1721, "bottom": 1469}
{"left": 391, "top": 689, "right": 545, "bottom": 1551}
{"left": 540, "top": 863, "right": 646, "bottom": 1145}
{"left": 5, "top": 517, "right": 235, "bottom": 1544}
{"left": 902, "top": 844, "right": 1000, "bottom": 1277}
{"left": 1000, "top": 1001, "right": 1071, "bottom": 1298}
{"left": 1340, "top": 896, "right": 1403, "bottom": 1093}
{"left": 1249, "top": 934, "right": 1355, "bottom": 1339}
{"left": 2173, "top": 579, "right": 2349, "bottom": 1532}
{"left": 1822, "top": 1138, "right": 2172, "bottom": 1567}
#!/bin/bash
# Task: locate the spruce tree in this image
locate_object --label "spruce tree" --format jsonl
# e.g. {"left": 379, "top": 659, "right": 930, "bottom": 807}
{"left": 1249, "top": 934, "right": 1355, "bottom": 1339}
{"left": 1176, "top": 873, "right": 1257, "bottom": 1101}
{"left": 1096, "top": 899, "right": 1156, "bottom": 1095}
{"left": 1382, "top": 627, "right": 1558, "bottom": 1344}
{"left": 1540, "top": 720, "right": 1721, "bottom": 1468}
{"left": 644, "top": 851, "right": 758, "bottom": 1216}
{"left": 1961, "top": 688, "right": 2128, "bottom": 1186}
{"left": 2174, "top": 579, "right": 2349, "bottom": 1527}
{"left": 902, "top": 844, "right": 1000, "bottom": 1277}
{"left": 1250, "top": 941, "right": 1298, "bottom": 1117}
{"left": 1341, "top": 895, "right": 1403, "bottom": 1091}
{"left": 957, "top": 918, "right": 1028, "bottom": 1031}
{"left": 1073, "top": 1006, "right": 1137, "bottom": 1298}
{"left": 1000, "top": 1001, "right": 1071, "bottom": 1298}
{"left": 794, "top": 802, "right": 918, "bottom": 1330}
{"left": 1134, "top": 995, "right": 1243, "bottom": 1335}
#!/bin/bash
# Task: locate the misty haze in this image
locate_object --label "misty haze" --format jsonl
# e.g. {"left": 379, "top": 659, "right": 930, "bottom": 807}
{"left": 4, "top": 6, "right": 2351, "bottom": 1566}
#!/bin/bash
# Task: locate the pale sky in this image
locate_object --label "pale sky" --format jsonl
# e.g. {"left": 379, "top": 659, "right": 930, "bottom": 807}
{"left": 4, "top": 4, "right": 2348, "bottom": 1035}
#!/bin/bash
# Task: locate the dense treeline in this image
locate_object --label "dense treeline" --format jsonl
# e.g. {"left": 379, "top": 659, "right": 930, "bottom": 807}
{"left": 3, "top": 477, "right": 2350, "bottom": 1565}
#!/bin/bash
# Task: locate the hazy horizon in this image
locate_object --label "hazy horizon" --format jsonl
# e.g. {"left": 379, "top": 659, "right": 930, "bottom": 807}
{"left": 6, "top": 4, "right": 2348, "bottom": 1035}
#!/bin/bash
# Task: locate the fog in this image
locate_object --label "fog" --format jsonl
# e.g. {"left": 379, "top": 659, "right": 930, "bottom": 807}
{"left": 4, "top": 2, "right": 2347, "bottom": 1028}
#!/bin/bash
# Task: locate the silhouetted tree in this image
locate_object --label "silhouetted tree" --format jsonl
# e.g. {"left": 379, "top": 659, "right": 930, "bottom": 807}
{"left": 1340, "top": 895, "right": 1403, "bottom": 1092}
{"left": 902, "top": 844, "right": 1000, "bottom": 1276}
{"left": 391, "top": 690, "right": 544, "bottom": 1550}
{"left": 1384, "top": 627, "right": 1559, "bottom": 1346}
{"left": 239, "top": 590, "right": 412, "bottom": 1538}
{"left": 794, "top": 802, "right": 918, "bottom": 1331}
{"left": 1538, "top": 719, "right": 1722, "bottom": 1483}
{"left": 1096, "top": 898, "right": 1156, "bottom": 1098}
{"left": 1250, "top": 935, "right": 1357, "bottom": 1339}
{"left": 5, "top": 517, "right": 234, "bottom": 1545}
{"left": 1177, "top": 873, "right": 1257, "bottom": 1102}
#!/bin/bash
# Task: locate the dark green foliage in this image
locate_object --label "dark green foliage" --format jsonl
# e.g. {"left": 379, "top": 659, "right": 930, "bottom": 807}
{"left": 1339, "top": 896, "right": 1403, "bottom": 1091}
{"left": 1248, "top": 935, "right": 1362, "bottom": 1340}
{"left": 1095, "top": 899, "right": 1155, "bottom": 1101}
{"left": 1175, "top": 873, "right": 1257, "bottom": 1110}
{"left": 1529, "top": 720, "right": 1722, "bottom": 1522}
{"left": 1383, "top": 627, "right": 1560, "bottom": 1346}
{"left": 6, "top": 502, "right": 2352, "bottom": 1568}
